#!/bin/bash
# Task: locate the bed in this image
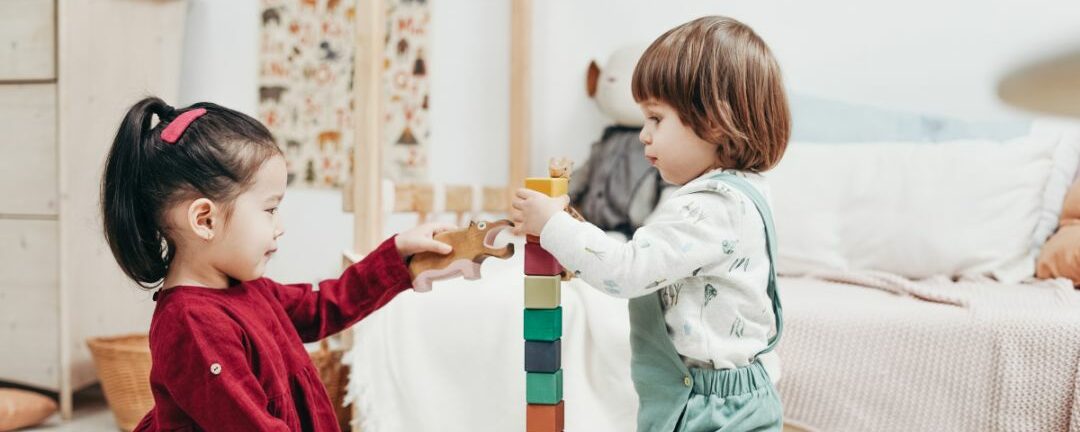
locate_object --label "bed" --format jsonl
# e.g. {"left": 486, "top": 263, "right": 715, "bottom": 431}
{"left": 777, "top": 273, "right": 1080, "bottom": 431}
{"left": 345, "top": 263, "right": 1080, "bottom": 431}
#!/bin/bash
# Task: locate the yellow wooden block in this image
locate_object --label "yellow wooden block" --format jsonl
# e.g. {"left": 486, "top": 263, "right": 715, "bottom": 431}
{"left": 525, "top": 178, "right": 569, "bottom": 197}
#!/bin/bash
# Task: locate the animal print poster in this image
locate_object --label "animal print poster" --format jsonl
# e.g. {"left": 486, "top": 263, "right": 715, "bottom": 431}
{"left": 258, "top": 0, "right": 431, "bottom": 188}
{"left": 382, "top": 0, "right": 431, "bottom": 181}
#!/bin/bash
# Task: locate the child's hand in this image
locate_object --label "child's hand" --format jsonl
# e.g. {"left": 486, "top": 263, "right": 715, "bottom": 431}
{"left": 396, "top": 223, "right": 456, "bottom": 259}
{"left": 511, "top": 189, "right": 570, "bottom": 236}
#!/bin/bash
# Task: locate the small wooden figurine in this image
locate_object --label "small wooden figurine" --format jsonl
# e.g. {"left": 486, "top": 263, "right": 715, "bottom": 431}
{"left": 408, "top": 219, "right": 516, "bottom": 291}
{"left": 544, "top": 158, "right": 583, "bottom": 282}
{"left": 548, "top": 157, "right": 585, "bottom": 222}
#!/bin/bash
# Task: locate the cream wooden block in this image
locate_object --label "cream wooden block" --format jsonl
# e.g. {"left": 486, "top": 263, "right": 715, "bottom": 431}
{"left": 0, "top": 84, "right": 57, "bottom": 216}
{"left": 0, "top": 0, "right": 56, "bottom": 81}
{"left": 0, "top": 220, "right": 59, "bottom": 390}
{"left": 524, "top": 275, "right": 561, "bottom": 309}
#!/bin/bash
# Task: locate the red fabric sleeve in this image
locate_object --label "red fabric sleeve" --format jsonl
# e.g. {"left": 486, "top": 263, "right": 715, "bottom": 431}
{"left": 269, "top": 235, "right": 414, "bottom": 342}
{"left": 153, "top": 307, "right": 291, "bottom": 431}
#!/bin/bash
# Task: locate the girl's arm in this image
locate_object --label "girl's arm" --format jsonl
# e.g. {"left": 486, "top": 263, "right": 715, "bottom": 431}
{"left": 267, "top": 236, "right": 413, "bottom": 342}
{"left": 540, "top": 191, "right": 742, "bottom": 299}
{"left": 155, "top": 308, "right": 291, "bottom": 431}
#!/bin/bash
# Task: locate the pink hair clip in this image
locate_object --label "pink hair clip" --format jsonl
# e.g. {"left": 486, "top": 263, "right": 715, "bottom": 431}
{"left": 161, "top": 108, "right": 207, "bottom": 144}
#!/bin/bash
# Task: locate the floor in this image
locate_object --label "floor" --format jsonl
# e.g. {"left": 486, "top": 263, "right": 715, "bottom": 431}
{"left": 27, "top": 385, "right": 117, "bottom": 431}
{"left": 26, "top": 385, "right": 816, "bottom": 432}
{"left": 25, "top": 386, "right": 116, "bottom": 429}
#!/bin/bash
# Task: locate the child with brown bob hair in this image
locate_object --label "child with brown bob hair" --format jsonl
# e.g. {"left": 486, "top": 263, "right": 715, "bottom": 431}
{"left": 514, "top": 16, "right": 790, "bottom": 431}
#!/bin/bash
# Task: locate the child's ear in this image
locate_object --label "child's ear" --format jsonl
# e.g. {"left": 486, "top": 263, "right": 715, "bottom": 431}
{"left": 188, "top": 198, "right": 218, "bottom": 241}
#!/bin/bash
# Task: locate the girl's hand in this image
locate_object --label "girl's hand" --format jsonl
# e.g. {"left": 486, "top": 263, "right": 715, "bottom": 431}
{"left": 396, "top": 223, "right": 456, "bottom": 259}
{"left": 510, "top": 189, "right": 570, "bottom": 237}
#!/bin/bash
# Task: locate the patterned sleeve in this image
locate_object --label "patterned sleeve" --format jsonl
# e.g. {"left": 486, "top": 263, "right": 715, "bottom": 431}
{"left": 540, "top": 190, "right": 745, "bottom": 299}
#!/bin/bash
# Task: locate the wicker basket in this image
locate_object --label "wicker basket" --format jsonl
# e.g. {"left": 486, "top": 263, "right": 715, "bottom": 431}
{"left": 86, "top": 334, "right": 353, "bottom": 431}
{"left": 309, "top": 339, "right": 354, "bottom": 431}
{"left": 86, "top": 334, "right": 153, "bottom": 431}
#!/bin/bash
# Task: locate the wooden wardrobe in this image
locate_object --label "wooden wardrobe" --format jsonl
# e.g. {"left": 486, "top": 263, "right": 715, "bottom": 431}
{"left": 0, "top": 0, "right": 188, "bottom": 417}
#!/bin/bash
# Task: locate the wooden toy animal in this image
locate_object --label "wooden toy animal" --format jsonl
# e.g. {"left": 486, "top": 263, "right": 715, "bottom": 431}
{"left": 543, "top": 157, "right": 585, "bottom": 223}
{"left": 408, "top": 220, "right": 515, "bottom": 291}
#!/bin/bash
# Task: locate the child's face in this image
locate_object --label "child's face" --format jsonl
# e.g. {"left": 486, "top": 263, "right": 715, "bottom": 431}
{"left": 211, "top": 155, "right": 288, "bottom": 282}
{"left": 638, "top": 100, "right": 719, "bottom": 185}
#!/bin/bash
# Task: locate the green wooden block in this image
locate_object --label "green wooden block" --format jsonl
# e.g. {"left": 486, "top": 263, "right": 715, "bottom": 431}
{"left": 526, "top": 369, "right": 563, "bottom": 404}
{"left": 524, "top": 307, "right": 562, "bottom": 341}
{"left": 524, "top": 276, "right": 561, "bottom": 309}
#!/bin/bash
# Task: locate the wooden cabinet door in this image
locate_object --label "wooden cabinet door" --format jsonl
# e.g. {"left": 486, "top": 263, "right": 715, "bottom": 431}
{"left": 0, "top": 0, "right": 56, "bottom": 81}
{"left": 0, "top": 219, "right": 59, "bottom": 390}
{"left": 0, "top": 84, "right": 57, "bottom": 216}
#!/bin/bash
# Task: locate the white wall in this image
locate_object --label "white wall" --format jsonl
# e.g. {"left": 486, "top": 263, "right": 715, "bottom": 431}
{"left": 178, "top": 0, "right": 259, "bottom": 113}
{"left": 180, "top": 0, "right": 1080, "bottom": 282}
{"left": 530, "top": 0, "right": 1080, "bottom": 175}
{"left": 427, "top": 0, "right": 510, "bottom": 187}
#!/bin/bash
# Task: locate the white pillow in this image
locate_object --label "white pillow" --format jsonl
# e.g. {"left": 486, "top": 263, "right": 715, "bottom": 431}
{"left": 767, "top": 126, "right": 1080, "bottom": 283}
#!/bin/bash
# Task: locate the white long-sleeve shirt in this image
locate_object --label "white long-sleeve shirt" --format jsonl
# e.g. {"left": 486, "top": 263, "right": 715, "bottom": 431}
{"left": 540, "top": 168, "right": 776, "bottom": 370}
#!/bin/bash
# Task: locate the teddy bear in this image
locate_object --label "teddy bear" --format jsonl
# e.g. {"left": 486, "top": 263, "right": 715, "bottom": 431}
{"left": 570, "top": 44, "right": 671, "bottom": 238}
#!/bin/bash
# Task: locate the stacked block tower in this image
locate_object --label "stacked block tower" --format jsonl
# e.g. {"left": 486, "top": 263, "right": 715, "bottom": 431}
{"left": 523, "top": 176, "right": 567, "bottom": 432}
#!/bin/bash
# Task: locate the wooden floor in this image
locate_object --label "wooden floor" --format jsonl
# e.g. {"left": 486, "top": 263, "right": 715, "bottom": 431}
{"left": 25, "top": 385, "right": 818, "bottom": 432}
{"left": 24, "top": 385, "right": 114, "bottom": 431}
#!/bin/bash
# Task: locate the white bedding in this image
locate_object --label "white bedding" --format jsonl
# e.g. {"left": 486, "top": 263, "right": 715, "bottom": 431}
{"left": 769, "top": 127, "right": 1080, "bottom": 283}
{"left": 346, "top": 235, "right": 639, "bottom": 432}
{"left": 345, "top": 233, "right": 1080, "bottom": 432}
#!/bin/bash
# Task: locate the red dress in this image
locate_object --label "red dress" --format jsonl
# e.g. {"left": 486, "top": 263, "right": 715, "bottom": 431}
{"left": 134, "top": 237, "right": 413, "bottom": 431}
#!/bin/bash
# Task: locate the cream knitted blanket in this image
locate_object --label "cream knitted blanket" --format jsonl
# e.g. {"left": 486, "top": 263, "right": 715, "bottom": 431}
{"left": 777, "top": 272, "right": 1080, "bottom": 431}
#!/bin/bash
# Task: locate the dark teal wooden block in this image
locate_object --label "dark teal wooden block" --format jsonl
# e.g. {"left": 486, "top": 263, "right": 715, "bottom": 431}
{"left": 524, "top": 307, "right": 562, "bottom": 341}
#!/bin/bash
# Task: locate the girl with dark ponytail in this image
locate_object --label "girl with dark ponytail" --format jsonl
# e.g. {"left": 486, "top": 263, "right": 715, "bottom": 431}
{"left": 101, "top": 97, "right": 454, "bottom": 431}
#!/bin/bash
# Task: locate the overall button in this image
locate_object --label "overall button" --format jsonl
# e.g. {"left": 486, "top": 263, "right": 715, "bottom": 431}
{"left": 683, "top": 376, "right": 692, "bottom": 387}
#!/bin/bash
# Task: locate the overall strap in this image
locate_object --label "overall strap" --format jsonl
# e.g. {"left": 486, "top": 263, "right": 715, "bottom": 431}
{"left": 707, "top": 173, "right": 783, "bottom": 356}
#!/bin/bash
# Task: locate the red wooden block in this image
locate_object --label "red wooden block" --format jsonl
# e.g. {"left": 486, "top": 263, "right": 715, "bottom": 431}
{"left": 525, "top": 242, "right": 562, "bottom": 276}
{"left": 526, "top": 401, "right": 564, "bottom": 432}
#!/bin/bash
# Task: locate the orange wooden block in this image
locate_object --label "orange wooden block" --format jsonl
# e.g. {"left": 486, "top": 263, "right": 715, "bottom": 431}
{"left": 527, "top": 234, "right": 540, "bottom": 244}
{"left": 526, "top": 401, "right": 564, "bottom": 432}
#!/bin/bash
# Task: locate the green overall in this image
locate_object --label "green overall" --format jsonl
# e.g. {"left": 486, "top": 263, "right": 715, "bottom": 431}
{"left": 628, "top": 173, "right": 784, "bottom": 432}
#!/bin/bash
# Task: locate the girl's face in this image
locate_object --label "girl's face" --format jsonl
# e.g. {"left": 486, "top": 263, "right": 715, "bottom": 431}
{"left": 209, "top": 155, "right": 288, "bottom": 282}
{"left": 638, "top": 100, "right": 720, "bottom": 185}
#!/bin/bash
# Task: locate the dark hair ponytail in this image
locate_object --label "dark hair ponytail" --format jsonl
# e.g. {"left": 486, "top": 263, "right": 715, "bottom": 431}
{"left": 101, "top": 96, "right": 280, "bottom": 288}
